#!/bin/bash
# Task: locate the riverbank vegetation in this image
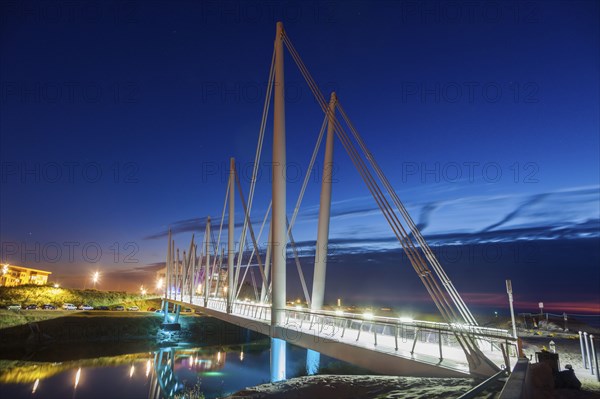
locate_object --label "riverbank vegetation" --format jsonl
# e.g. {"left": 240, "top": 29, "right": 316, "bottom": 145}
{"left": 0, "top": 285, "right": 160, "bottom": 310}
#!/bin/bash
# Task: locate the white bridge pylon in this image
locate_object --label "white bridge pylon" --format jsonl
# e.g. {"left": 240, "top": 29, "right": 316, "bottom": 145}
{"left": 162, "top": 22, "right": 516, "bottom": 379}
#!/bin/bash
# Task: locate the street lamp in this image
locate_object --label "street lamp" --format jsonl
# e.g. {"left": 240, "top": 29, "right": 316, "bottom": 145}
{"left": 140, "top": 286, "right": 147, "bottom": 296}
{"left": 54, "top": 283, "right": 60, "bottom": 288}
{"left": 156, "top": 278, "right": 164, "bottom": 290}
{"left": 92, "top": 271, "right": 99, "bottom": 289}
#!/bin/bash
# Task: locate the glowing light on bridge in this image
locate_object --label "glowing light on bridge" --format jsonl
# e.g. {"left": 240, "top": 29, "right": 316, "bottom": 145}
{"left": 129, "top": 364, "right": 135, "bottom": 378}
{"left": 145, "top": 360, "right": 151, "bottom": 377}
{"left": 32, "top": 378, "right": 39, "bottom": 394}
{"left": 399, "top": 317, "right": 414, "bottom": 323}
{"left": 363, "top": 312, "right": 374, "bottom": 320}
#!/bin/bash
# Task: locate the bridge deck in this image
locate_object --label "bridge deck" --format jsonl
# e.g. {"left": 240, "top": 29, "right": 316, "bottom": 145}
{"left": 165, "top": 295, "right": 517, "bottom": 378}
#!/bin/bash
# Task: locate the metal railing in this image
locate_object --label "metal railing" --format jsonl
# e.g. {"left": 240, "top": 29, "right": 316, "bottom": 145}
{"left": 167, "top": 293, "right": 516, "bottom": 366}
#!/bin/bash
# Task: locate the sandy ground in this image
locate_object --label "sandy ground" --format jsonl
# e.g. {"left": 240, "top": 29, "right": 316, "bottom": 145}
{"left": 226, "top": 375, "right": 485, "bottom": 399}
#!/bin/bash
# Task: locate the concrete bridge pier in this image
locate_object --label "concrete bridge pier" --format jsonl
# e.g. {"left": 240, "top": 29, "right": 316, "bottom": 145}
{"left": 161, "top": 300, "right": 181, "bottom": 330}
{"left": 271, "top": 337, "right": 286, "bottom": 382}
{"left": 306, "top": 349, "right": 320, "bottom": 375}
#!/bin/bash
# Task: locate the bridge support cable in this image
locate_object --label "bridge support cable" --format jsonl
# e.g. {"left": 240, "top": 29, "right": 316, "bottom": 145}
{"left": 234, "top": 170, "right": 269, "bottom": 300}
{"left": 284, "top": 34, "right": 466, "bottom": 328}
{"left": 234, "top": 201, "right": 271, "bottom": 302}
{"left": 261, "top": 221, "right": 272, "bottom": 303}
{"left": 214, "top": 248, "right": 224, "bottom": 298}
{"left": 288, "top": 37, "right": 466, "bottom": 340}
{"left": 337, "top": 103, "right": 478, "bottom": 327}
{"left": 239, "top": 236, "right": 261, "bottom": 301}
{"left": 250, "top": 263, "right": 259, "bottom": 301}
{"left": 235, "top": 236, "right": 253, "bottom": 300}
{"left": 282, "top": 32, "right": 499, "bottom": 376}
{"left": 282, "top": 33, "right": 460, "bottom": 326}
{"left": 183, "top": 235, "right": 194, "bottom": 301}
{"left": 182, "top": 233, "right": 195, "bottom": 295}
{"left": 287, "top": 217, "right": 311, "bottom": 306}
{"left": 181, "top": 249, "right": 190, "bottom": 301}
{"left": 284, "top": 30, "right": 471, "bottom": 332}
{"left": 289, "top": 115, "right": 327, "bottom": 229}
{"left": 207, "top": 227, "right": 220, "bottom": 304}
{"left": 233, "top": 46, "right": 276, "bottom": 302}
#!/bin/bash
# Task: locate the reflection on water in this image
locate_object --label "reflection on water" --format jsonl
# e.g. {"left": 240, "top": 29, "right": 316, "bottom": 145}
{"left": 0, "top": 340, "right": 335, "bottom": 399}
{"left": 74, "top": 367, "right": 81, "bottom": 389}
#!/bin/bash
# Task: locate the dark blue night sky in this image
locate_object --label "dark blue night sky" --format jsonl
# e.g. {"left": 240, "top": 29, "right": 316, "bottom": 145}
{"left": 1, "top": 1, "right": 598, "bottom": 314}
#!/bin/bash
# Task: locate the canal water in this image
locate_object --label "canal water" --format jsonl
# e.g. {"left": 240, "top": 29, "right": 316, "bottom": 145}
{"left": 0, "top": 339, "right": 360, "bottom": 399}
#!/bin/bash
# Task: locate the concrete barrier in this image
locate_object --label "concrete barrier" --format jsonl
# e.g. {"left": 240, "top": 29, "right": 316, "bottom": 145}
{"left": 499, "top": 358, "right": 529, "bottom": 399}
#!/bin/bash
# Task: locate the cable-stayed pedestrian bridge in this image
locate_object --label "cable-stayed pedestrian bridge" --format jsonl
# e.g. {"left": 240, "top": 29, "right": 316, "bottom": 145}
{"left": 160, "top": 21, "right": 519, "bottom": 381}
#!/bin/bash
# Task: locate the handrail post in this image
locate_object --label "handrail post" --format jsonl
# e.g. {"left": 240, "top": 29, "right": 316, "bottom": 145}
{"left": 374, "top": 327, "right": 378, "bottom": 347}
{"left": 579, "top": 331, "right": 587, "bottom": 368}
{"left": 438, "top": 329, "right": 443, "bottom": 361}
{"left": 356, "top": 321, "right": 363, "bottom": 342}
{"left": 411, "top": 328, "right": 420, "bottom": 355}
{"left": 589, "top": 334, "right": 596, "bottom": 376}
{"left": 584, "top": 332, "right": 591, "bottom": 369}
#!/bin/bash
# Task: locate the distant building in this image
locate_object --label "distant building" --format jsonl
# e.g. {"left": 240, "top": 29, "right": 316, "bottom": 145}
{"left": 0, "top": 264, "right": 52, "bottom": 287}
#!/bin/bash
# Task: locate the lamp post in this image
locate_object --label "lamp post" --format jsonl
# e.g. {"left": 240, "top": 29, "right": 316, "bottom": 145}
{"left": 92, "top": 271, "right": 99, "bottom": 289}
{"left": 506, "top": 280, "right": 518, "bottom": 339}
